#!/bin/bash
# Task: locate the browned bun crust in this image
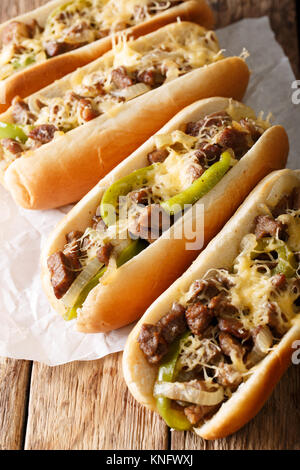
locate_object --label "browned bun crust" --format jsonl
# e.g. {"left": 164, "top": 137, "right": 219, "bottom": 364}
{"left": 40, "top": 97, "right": 289, "bottom": 334}
{"left": 2, "top": 26, "right": 250, "bottom": 210}
{"left": 123, "top": 169, "right": 300, "bottom": 439}
{"left": 0, "top": 0, "right": 214, "bottom": 112}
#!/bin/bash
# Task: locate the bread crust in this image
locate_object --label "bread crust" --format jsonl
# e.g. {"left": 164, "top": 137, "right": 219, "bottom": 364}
{"left": 2, "top": 21, "right": 250, "bottom": 209}
{"left": 40, "top": 97, "right": 289, "bottom": 334}
{"left": 0, "top": 0, "right": 214, "bottom": 111}
{"left": 122, "top": 169, "right": 300, "bottom": 439}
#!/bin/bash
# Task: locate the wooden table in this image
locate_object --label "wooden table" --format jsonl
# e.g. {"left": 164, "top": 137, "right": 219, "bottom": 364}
{"left": 1, "top": 0, "right": 300, "bottom": 451}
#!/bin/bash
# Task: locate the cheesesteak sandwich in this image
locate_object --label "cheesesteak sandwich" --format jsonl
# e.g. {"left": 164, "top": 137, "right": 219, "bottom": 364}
{"left": 123, "top": 169, "right": 300, "bottom": 439}
{"left": 41, "top": 97, "right": 288, "bottom": 333}
{"left": 0, "top": 0, "right": 214, "bottom": 111}
{"left": 0, "top": 22, "right": 250, "bottom": 209}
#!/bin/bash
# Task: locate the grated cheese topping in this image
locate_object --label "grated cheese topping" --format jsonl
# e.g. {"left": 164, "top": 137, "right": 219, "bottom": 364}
{"left": 0, "top": 0, "right": 185, "bottom": 81}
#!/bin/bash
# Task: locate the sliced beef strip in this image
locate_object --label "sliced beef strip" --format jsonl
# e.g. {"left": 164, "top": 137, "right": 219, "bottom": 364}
{"left": 1, "top": 138, "right": 23, "bottom": 155}
{"left": 137, "top": 323, "right": 168, "bottom": 364}
{"left": 29, "top": 124, "right": 57, "bottom": 144}
{"left": 78, "top": 98, "right": 100, "bottom": 122}
{"left": 111, "top": 66, "right": 136, "bottom": 89}
{"left": 137, "top": 68, "right": 165, "bottom": 88}
{"left": 128, "top": 187, "right": 151, "bottom": 206}
{"left": 254, "top": 215, "right": 286, "bottom": 239}
{"left": 185, "top": 121, "right": 203, "bottom": 137}
{"left": 96, "top": 242, "right": 113, "bottom": 266}
{"left": 184, "top": 404, "right": 219, "bottom": 426}
{"left": 271, "top": 273, "right": 287, "bottom": 290}
{"left": 208, "top": 292, "right": 238, "bottom": 317}
{"left": 27, "top": 19, "right": 43, "bottom": 37}
{"left": 189, "top": 279, "right": 220, "bottom": 302}
{"left": 188, "top": 164, "right": 205, "bottom": 182}
{"left": 218, "top": 317, "right": 248, "bottom": 339}
{"left": 239, "top": 118, "right": 263, "bottom": 142}
{"left": 215, "top": 126, "right": 250, "bottom": 159}
{"left": 218, "top": 332, "right": 245, "bottom": 360}
{"left": 272, "top": 187, "right": 300, "bottom": 217}
{"left": 63, "top": 231, "right": 83, "bottom": 271}
{"left": 44, "top": 40, "right": 86, "bottom": 57}
{"left": 216, "top": 362, "right": 242, "bottom": 391}
{"left": 265, "top": 302, "right": 285, "bottom": 335}
{"left": 132, "top": 204, "right": 170, "bottom": 243}
{"left": 1, "top": 21, "right": 30, "bottom": 45}
{"left": 195, "top": 143, "right": 223, "bottom": 166}
{"left": 66, "top": 231, "right": 83, "bottom": 244}
{"left": 12, "top": 96, "right": 36, "bottom": 125}
{"left": 147, "top": 148, "right": 169, "bottom": 164}
{"left": 185, "top": 303, "right": 214, "bottom": 336}
{"left": 47, "top": 251, "right": 76, "bottom": 299}
{"left": 157, "top": 302, "right": 187, "bottom": 344}
{"left": 185, "top": 111, "right": 232, "bottom": 137}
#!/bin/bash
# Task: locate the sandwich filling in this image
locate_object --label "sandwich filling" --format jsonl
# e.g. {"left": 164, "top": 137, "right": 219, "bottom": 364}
{"left": 0, "top": 0, "right": 184, "bottom": 81}
{"left": 46, "top": 103, "right": 269, "bottom": 321}
{"left": 0, "top": 24, "right": 222, "bottom": 170}
{"left": 137, "top": 187, "right": 300, "bottom": 430}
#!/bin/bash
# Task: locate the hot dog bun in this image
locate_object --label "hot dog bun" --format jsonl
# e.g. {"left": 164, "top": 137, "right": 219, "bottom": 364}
{"left": 0, "top": 0, "right": 214, "bottom": 111}
{"left": 1, "top": 22, "right": 250, "bottom": 209}
{"left": 41, "top": 97, "right": 289, "bottom": 333}
{"left": 123, "top": 169, "right": 300, "bottom": 439}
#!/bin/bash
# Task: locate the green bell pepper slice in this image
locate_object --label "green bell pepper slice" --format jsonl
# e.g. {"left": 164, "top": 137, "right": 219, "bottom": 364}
{"left": 0, "top": 122, "right": 28, "bottom": 143}
{"left": 100, "top": 164, "right": 155, "bottom": 226}
{"left": 155, "top": 332, "right": 192, "bottom": 431}
{"left": 64, "top": 239, "right": 147, "bottom": 321}
{"left": 252, "top": 237, "right": 297, "bottom": 278}
{"left": 161, "top": 150, "right": 234, "bottom": 215}
{"left": 12, "top": 56, "right": 35, "bottom": 70}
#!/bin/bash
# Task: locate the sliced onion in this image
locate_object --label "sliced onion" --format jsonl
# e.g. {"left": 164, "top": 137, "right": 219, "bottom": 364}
{"left": 247, "top": 325, "right": 273, "bottom": 367}
{"left": 28, "top": 95, "right": 44, "bottom": 115}
{"left": 154, "top": 130, "right": 197, "bottom": 150}
{"left": 254, "top": 325, "right": 273, "bottom": 355}
{"left": 115, "top": 83, "right": 150, "bottom": 101}
{"left": 61, "top": 257, "right": 103, "bottom": 308}
{"left": 154, "top": 380, "right": 224, "bottom": 406}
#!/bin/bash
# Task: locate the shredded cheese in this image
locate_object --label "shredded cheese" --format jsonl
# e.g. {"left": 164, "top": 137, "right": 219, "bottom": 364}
{"left": 0, "top": 0, "right": 184, "bottom": 81}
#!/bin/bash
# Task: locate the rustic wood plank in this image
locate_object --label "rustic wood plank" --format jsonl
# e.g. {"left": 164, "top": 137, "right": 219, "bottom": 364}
{"left": 209, "top": 0, "right": 299, "bottom": 77}
{"left": 0, "top": 0, "right": 49, "bottom": 20}
{"left": 0, "top": 0, "right": 39, "bottom": 453}
{"left": 171, "top": 365, "right": 300, "bottom": 450}
{"left": 0, "top": 358, "right": 31, "bottom": 450}
{"left": 1, "top": 0, "right": 299, "bottom": 452}
{"left": 25, "top": 353, "right": 168, "bottom": 450}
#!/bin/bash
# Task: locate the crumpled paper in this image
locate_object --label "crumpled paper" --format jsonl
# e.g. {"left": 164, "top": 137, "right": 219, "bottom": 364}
{"left": 0, "top": 17, "right": 299, "bottom": 365}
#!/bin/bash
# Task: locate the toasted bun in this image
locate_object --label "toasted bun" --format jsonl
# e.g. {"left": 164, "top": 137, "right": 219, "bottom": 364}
{"left": 123, "top": 169, "right": 300, "bottom": 439}
{"left": 41, "top": 97, "right": 289, "bottom": 333}
{"left": 2, "top": 21, "right": 250, "bottom": 210}
{"left": 0, "top": 1, "right": 214, "bottom": 111}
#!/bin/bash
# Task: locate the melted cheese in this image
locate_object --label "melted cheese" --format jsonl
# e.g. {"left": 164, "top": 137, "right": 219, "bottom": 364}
{"left": 149, "top": 149, "right": 200, "bottom": 201}
{"left": 0, "top": 0, "right": 182, "bottom": 81}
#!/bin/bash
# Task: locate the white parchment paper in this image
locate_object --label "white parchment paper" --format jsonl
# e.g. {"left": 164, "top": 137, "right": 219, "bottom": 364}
{"left": 0, "top": 17, "right": 299, "bottom": 365}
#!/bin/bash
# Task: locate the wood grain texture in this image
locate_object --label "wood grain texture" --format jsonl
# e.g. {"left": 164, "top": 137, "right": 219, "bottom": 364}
{"left": 25, "top": 353, "right": 168, "bottom": 450}
{"left": 171, "top": 365, "right": 300, "bottom": 450}
{"left": 210, "top": 0, "right": 300, "bottom": 77}
{"left": 0, "top": 0, "right": 299, "bottom": 451}
{"left": 0, "top": 358, "right": 31, "bottom": 450}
